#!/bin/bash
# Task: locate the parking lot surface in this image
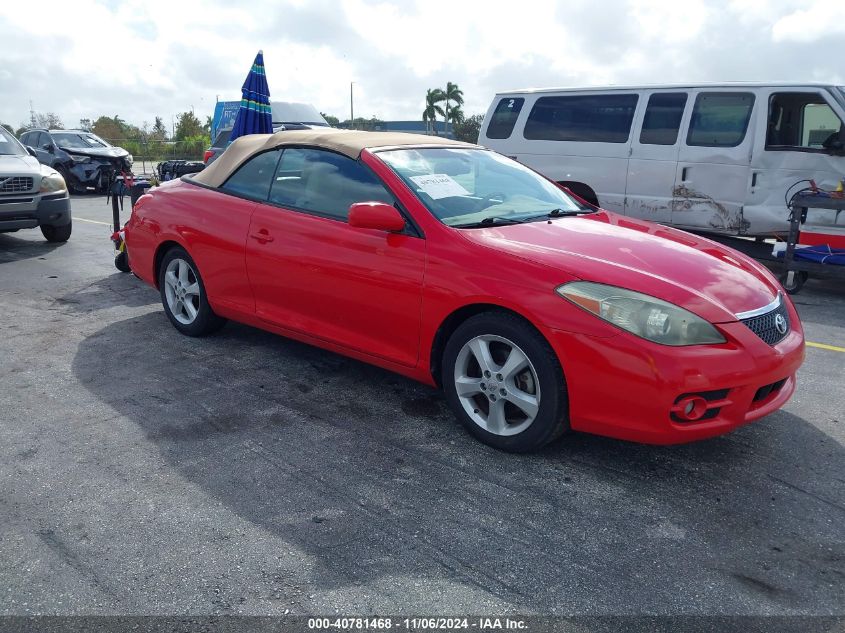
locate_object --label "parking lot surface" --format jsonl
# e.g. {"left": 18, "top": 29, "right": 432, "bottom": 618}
{"left": 1, "top": 195, "right": 843, "bottom": 616}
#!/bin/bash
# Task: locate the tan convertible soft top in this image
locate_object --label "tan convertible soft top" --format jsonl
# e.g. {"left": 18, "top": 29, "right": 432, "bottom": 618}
{"left": 192, "top": 129, "right": 477, "bottom": 188}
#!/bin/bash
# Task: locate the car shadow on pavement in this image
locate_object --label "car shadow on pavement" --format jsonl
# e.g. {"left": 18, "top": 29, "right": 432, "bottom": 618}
{"left": 71, "top": 313, "right": 845, "bottom": 614}
{"left": 55, "top": 273, "right": 159, "bottom": 313}
{"left": 0, "top": 232, "right": 65, "bottom": 264}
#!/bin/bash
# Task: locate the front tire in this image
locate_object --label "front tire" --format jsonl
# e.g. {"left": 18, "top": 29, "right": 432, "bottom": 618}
{"left": 41, "top": 221, "right": 72, "bottom": 242}
{"left": 442, "top": 312, "right": 569, "bottom": 452}
{"left": 158, "top": 247, "right": 226, "bottom": 336}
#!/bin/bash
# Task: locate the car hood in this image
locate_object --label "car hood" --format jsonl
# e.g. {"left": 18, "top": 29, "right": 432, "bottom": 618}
{"left": 0, "top": 154, "right": 41, "bottom": 174}
{"left": 458, "top": 212, "right": 781, "bottom": 323}
{"left": 60, "top": 146, "right": 128, "bottom": 159}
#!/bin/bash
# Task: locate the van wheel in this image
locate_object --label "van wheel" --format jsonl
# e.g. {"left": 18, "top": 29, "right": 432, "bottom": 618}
{"left": 442, "top": 312, "right": 569, "bottom": 452}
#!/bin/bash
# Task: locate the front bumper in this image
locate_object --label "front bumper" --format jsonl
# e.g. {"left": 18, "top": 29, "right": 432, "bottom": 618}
{"left": 0, "top": 193, "right": 71, "bottom": 229}
{"left": 67, "top": 160, "right": 119, "bottom": 189}
{"left": 548, "top": 300, "right": 805, "bottom": 444}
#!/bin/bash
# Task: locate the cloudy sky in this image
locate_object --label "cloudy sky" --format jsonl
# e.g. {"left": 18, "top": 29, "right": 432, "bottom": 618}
{"left": 1, "top": 0, "right": 843, "bottom": 131}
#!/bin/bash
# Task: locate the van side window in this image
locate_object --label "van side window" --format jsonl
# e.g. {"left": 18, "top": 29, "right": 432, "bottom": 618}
{"left": 524, "top": 95, "right": 639, "bottom": 143}
{"left": 767, "top": 92, "right": 844, "bottom": 150}
{"left": 640, "top": 93, "right": 687, "bottom": 145}
{"left": 687, "top": 92, "right": 755, "bottom": 147}
{"left": 486, "top": 98, "right": 524, "bottom": 139}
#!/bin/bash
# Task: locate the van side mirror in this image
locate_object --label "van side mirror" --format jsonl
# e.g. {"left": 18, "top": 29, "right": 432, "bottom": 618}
{"left": 25, "top": 146, "right": 37, "bottom": 158}
{"left": 348, "top": 202, "right": 406, "bottom": 232}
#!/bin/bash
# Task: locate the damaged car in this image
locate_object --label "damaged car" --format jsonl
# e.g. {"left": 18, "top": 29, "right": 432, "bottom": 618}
{"left": 19, "top": 129, "right": 133, "bottom": 193}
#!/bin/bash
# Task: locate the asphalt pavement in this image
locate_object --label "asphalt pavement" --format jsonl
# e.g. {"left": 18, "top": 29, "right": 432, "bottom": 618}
{"left": 0, "top": 194, "right": 843, "bottom": 617}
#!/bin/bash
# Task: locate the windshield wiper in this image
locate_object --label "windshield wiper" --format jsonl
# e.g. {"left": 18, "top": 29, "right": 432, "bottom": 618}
{"left": 522, "top": 207, "right": 595, "bottom": 221}
{"left": 452, "top": 216, "right": 525, "bottom": 228}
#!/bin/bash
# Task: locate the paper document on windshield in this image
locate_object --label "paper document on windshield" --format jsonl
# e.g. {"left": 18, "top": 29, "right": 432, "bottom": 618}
{"left": 409, "top": 174, "right": 470, "bottom": 200}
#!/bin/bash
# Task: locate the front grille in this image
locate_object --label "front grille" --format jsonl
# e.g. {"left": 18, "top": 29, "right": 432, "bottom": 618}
{"left": 740, "top": 300, "right": 790, "bottom": 346}
{"left": 0, "top": 176, "right": 34, "bottom": 193}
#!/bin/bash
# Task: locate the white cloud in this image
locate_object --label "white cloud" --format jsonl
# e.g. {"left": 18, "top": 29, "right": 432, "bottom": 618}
{"left": 771, "top": 0, "right": 845, "bottom": 42}
{"left": 0, "top": 0, "right": 843, "bottom": 130}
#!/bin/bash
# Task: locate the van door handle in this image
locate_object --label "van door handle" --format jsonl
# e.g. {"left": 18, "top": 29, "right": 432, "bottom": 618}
{"left": 681, "top": 167, "right": 689, "bottom": 181}
{"left": 249, "top": 230, "right": 274, "bottom": 243}
{"left": 751, "top": 172, "right": 758, "bottom": 187}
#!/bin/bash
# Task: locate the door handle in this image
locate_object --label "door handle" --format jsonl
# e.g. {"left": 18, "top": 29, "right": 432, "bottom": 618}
{"left": 249, "top": 230, "right": 274, "bottom": 243}
{"left": 681, "top": 167, "right": 689, "bottom": 182}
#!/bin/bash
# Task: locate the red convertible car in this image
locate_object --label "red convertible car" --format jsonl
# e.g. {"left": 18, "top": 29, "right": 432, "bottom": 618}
{"left": 125, "top": 130, "right": 805, "bottom": 452}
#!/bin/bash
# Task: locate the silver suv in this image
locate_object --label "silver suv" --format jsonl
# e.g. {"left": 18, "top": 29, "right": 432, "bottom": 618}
{"left": 0, "top": 126, "right": 71, "bottom": 242}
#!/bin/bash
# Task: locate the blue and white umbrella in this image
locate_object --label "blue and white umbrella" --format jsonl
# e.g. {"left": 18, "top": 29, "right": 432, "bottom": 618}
{"left": 229, "top": 50, "right": 273, "bottom": 143}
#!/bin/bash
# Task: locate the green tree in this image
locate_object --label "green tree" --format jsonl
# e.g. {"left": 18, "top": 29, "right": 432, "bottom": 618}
{"left": 442, "top": 81, "right": 464, "bottom": 136}
{"left": 1, "top": 123, "right": 13, "bottom": 134}
{"left": 452, "top": 113, "right": 484, "bottom": 143}
{"left": 91, "top": 115, "right": 127, "bottom": 142}
{"left": 174, "top": 110, "right": 205, "bottom": 142}
{"left": 79, "top": 118, "right": 93, "bottom": 132}
{"left": 422, "top": 88, "right": 445, "bottom": 134}
{"left": 151, "top": 116, "right": 168, "bottom": 141}
{"left": 320, "top": 112, "right": 340, "bottom": 127}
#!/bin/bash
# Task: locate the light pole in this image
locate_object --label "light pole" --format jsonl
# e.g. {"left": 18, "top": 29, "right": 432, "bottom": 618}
{"left": 350, "top": 82, "right": 355, "bottom": 130}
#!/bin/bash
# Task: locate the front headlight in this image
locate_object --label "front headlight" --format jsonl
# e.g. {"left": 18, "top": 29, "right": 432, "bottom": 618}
{"left": 39, "top": 168, "right": 67, "bottom": 194}
{"left": 69, "top": 154, "right": 91, "bottom": 163}
{"left": 556, "top": 281, "right": 726, "bottom": 346}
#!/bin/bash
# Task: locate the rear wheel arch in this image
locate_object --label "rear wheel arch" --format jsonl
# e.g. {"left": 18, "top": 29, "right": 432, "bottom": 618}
{"left": 153, "top": 240, "right": 185, "bottom": 288}
{"left": 557, "top": 181, "right": 599, "bottom": 207}
{"left": 429, "top": 303, "right": 553, "bottom": 387}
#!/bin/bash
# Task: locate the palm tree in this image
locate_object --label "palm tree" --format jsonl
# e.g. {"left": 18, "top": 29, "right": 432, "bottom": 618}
{"left": 422, "top": 88, "right": 445, "bottom": 134}
{"left": 443, "top": 82, "right": 464, "bottom": 136}
{"left": 447, "top": 106, "right": 464, "bottom": 125}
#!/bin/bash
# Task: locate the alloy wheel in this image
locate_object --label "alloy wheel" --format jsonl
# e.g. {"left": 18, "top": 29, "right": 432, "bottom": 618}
{"left": 453, "top": 334, "right": 541, "bottom": 436}
{"left": 164, "top": 258, "right": 201, "bottom": 325}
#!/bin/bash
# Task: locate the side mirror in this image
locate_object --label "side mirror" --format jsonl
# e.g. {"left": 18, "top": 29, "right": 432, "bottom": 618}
{"left": 25, "top": 146, "right": 37, "bottom": 158}
{"left": 348, "top": 202, "right": 406, "bottom": 232}
{"left": 41, "top": 143, "right": 54, "bottom": 153}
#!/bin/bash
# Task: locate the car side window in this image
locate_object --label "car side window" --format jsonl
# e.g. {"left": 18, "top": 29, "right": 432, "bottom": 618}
{"left": 220, "top": 149, "right": 281, "bottom": 200}
{"left": 687, "top": 92, "right": 755, "bottom": 147}
{"left": 268, "top": 147, "right": 394, "bottom": 220}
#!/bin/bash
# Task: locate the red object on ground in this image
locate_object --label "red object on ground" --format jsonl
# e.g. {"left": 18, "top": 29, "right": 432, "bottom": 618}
{"left": 124, "top": 140, "right": 804, "bottom": 445}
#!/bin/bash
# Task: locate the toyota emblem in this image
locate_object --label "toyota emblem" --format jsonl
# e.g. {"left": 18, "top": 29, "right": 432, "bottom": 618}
{"left": 775, "top": 313, "right": 787, "bottom": 335}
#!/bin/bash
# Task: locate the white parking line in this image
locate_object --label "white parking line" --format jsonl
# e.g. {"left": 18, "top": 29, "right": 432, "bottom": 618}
{"left": 74, "top": 217, "right": 111, "bottom": 227}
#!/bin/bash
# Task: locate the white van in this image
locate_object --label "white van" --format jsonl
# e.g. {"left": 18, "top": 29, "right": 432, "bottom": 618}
{"left": 480, "top": 83, "right": 845, "bottom": 236}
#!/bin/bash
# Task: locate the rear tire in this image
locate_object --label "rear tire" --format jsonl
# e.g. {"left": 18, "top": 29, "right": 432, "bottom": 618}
{"left": 158, "top": 247, "right": 226, "bottom": 336}
{"left": 41, "top": 221, "right": 72, "bottom": 242}
{"left": 442, "top": 312, "right": 569, "bottom": 452}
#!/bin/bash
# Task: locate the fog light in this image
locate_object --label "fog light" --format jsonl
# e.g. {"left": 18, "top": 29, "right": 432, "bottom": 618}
{"left": 674, "top": 395, "right": 708, "bottom": 421}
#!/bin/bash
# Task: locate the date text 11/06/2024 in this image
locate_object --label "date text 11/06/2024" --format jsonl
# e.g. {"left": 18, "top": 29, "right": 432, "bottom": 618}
{"left": 307, "top": 617, "right": 528, "bottom": 630}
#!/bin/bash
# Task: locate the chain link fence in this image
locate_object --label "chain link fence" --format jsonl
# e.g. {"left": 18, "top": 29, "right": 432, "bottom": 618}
{"left": 100, "top": 137, "right": 209, "bottom": 172}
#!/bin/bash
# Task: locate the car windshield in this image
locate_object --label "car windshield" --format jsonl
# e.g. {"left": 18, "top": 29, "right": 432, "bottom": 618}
{"left": 0, "top": 126, "right": 26, "bottom": 156}
{"left": 52, "top": 132, "right": 110, "bottom": 149}
{"left": 377, "top": 147, "right": 587, "bottom": 227}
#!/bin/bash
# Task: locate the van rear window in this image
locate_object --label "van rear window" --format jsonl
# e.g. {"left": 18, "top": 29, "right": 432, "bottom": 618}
{"left": 687, "top": 92, "right": 755, "bottom": 147}
{"left": 486, "top": 98, "right": 524, "bottom": 139}
{"left": 524, "top": 94, "right": 638, "bottom": 143}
